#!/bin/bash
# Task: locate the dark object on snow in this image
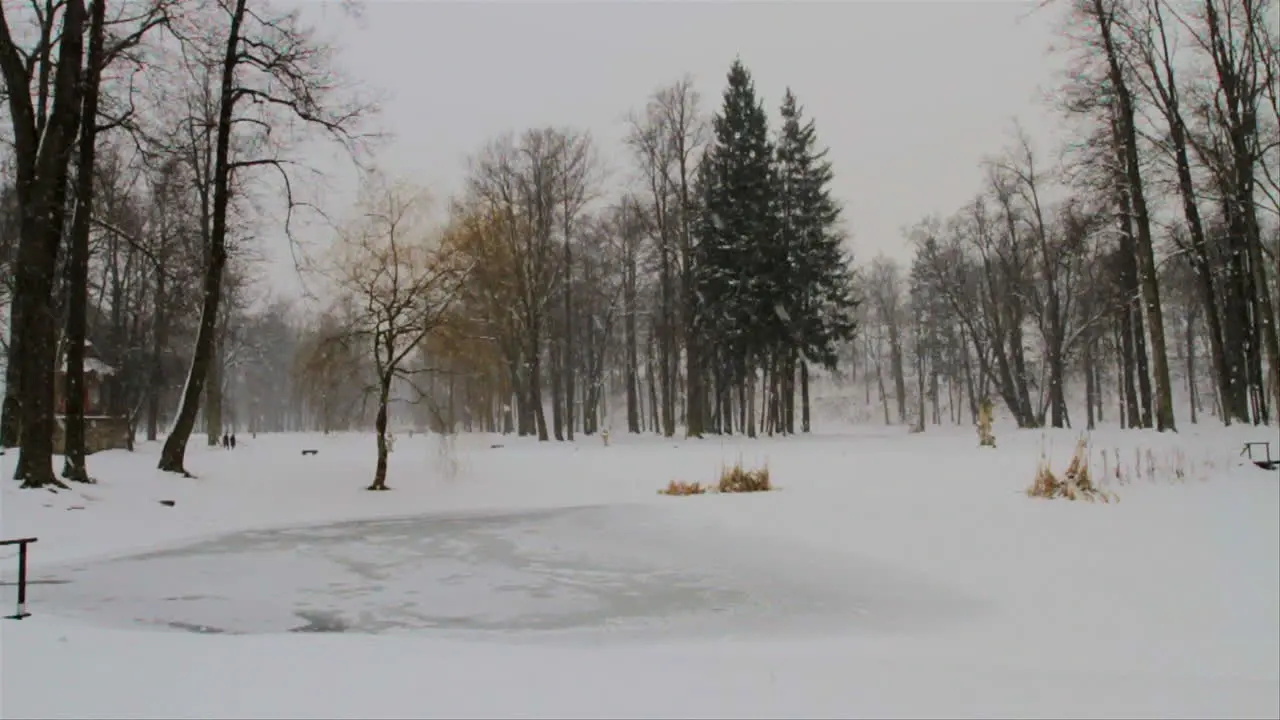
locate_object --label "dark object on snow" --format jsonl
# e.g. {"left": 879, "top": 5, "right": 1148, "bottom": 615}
{"left": 302, "top": 449, "right": 319, "bottom": 456}
{"left": 490, "top": 444, "right": 504, "bottom": 449}
{"left": 1, "top": 537, "right": 37, "bottom": 619}
{"left": 1241, "top": 442, "right": 1279, "bottom": 471}
{"left": 221, "top": 433, "right": 229, "bottom": 449}
{"left": 159, "top": 500, "right": 176, "bottom": 507}
{"left": 230, "top": 434, "right": 236, "bottom": 450}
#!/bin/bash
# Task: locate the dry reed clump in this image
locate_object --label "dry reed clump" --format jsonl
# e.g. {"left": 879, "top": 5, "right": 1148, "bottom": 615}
{"left": 1027, "top": 437, "right": 1118, "bottom": 503}
{"left": 716, "top": 460, "right": 772, "bottom": 493}
{"left": 659, "top": 480, "right": 706, "bottom": 496}
{"left": 659, "top": 460, "right": 774, "bottom": 497}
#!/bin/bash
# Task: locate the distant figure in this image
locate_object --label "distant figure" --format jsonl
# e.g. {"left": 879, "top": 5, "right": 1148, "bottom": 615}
{"left": 230, "top": 433, "right": 237, "bottom": 450}
{"left": 221, "top": 433, "right": 230, "bottom": 449}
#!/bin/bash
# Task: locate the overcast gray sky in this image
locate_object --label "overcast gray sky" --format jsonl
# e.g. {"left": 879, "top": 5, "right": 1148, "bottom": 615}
{"left": 269, "top": 0, "right": 1068, "bottom": 301}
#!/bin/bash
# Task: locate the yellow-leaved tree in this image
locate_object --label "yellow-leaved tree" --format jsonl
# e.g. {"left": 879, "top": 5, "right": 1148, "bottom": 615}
{"left": 324, "top": 174, "right": 471, "bottom": 490}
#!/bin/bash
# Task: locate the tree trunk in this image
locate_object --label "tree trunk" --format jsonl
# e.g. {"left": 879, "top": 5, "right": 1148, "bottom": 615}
{"left": 157, "top": 0, "right": 247, "bottom": 475}
{"left": 646, "top": 324, "right": 660, "bottom": 433}
{"left": 915, "top": 331, "right": 927, "bottom": 432}
{"left": 1084, "top": 327, "right": 1097, "bottom": 430}
{"left": 960, "top": 334, "right": 978, "bottom": 423}
{"left": 60, "top": 0, "right": 107, "bottom": 483}
{"left": 205, "top": 329, "right": 222, "bottom": 446}
{"left": 1148, "top": 18, "right": 1234, "bottom": 424}
{"left": 529, "top": 329, "right": 548, "bottom": 442}
{"left": 1, "top": 338, "right": 19, "bottom": 448}
{"left": 1187, "top": 304, "right": 1198, "bottom": 424}
{"left": 369, "top": 375, "right": 391, "bottom": 490}
{"left": 684, "top": 322, "right": 703, "bottom": 438}
{"left": 888, "top": 318, "right": 907, "bottom": 423}
{"left": 624, "top": 245, "right": 640, "bottom": 433}
{"left": 146, "top": 271, "right": 166, "bottom": 442}
{"left": 549, "top": 325, "right": 564, "bottom": 441}
{"left": 658, "top": 254, "right": 675, "bottom": 438}
{"left": 563, "top": 232, "right": 575, "bottom": 441}
{"left": 1098, "top": 0, "right": 1175, "bottom": 430}
{"left": 7, "top": 0, "right": 88, "bottom": 489}
{"left": 799, "top": 358, "right": 811, "bottom": 433}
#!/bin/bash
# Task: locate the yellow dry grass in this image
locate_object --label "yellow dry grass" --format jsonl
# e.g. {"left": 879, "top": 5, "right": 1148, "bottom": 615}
{"left": 659, "top": 460, "right": 775, "bottom": 497}
{"left": 716, "top": 461, "right": 772, "bottom": 494}
{"left": 1027, "top": 437, "right": 1119, "bottom": 503}
{"left": 658, "top": 480, "right": 707, "bottom": 496}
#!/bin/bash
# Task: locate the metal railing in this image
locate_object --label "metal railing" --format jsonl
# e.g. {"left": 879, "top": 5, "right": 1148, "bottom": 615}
{"left": 1, "top": 537, "right": 38, "bottom": 619}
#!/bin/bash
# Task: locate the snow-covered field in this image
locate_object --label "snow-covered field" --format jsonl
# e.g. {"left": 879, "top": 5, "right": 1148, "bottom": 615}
{"left": 1, "top": 422, "right": 1277, "bottom": 719}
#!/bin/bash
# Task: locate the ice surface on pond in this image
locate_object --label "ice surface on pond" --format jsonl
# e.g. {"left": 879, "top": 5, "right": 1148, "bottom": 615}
{"left": 34, "top": 504, "right": 984, "bottom": 642}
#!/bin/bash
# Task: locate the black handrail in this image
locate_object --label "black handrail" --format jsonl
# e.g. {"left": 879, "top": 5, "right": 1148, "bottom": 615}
{"left": 1241, "top": 442, "right": 1278, "bottom": 470}
{"left": 1, "top": 537, "right": 38, "bottom": 619}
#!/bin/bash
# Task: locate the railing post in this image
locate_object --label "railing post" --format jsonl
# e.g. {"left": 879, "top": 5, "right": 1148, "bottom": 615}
{"left": 2, "top": 537, "right": 38, "bottom": 619}
{"left": 16, "top": 541, "right": 29, "bottom": 618}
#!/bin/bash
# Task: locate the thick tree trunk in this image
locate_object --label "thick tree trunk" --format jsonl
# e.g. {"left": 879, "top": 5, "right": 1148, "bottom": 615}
{"left": 7, "top": 0, "right": 88, "bottom": 489}
{"left": 61, "top": 0, "right": 107, "bottom": 483}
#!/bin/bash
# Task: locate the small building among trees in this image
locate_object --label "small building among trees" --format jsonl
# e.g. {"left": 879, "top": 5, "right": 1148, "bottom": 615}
{"left": 52, "top": 342, "right": 131, "bottom": 454}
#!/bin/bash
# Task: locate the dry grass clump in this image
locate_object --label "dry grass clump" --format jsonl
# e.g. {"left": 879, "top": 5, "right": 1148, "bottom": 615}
{"left": 716, "top": 461, "right": 772, "bottom": 493}
{"left": 659, "top": 480, "right": 707, "bottom": 496}
{"left": 1027, "top": 437, "right": 1118, "bottom": 503}
{"left": 659, "top": 460, "right": 774, "bottom": 497}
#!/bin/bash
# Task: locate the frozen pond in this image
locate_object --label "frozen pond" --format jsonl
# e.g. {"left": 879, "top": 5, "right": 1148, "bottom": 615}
{"left": 13, "top": 505, "right": 985, "bottom": 642}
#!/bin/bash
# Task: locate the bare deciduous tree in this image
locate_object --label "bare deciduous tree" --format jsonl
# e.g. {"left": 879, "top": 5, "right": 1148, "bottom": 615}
{"left": 156, "top": 0, "right": 374, "bottom": 475}
{"left": 323, "top": 177, "right": 470, "bottom": 491}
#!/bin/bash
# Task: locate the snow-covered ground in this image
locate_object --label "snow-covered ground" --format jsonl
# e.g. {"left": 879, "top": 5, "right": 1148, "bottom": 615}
{"left": 1, "top": 423, "right": 1277, "bottom": 719}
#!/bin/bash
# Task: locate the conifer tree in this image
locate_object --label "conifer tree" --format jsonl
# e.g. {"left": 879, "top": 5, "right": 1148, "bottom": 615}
{"left": 774, "top": 88, "right": 859, "bottom": 431}
{"left": 694, "top": 59, "right": 777, "bottom": 436}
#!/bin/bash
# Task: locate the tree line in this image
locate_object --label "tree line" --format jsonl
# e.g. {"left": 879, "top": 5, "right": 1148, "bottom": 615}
{"left": 315, "top": 59, "right": 859, "bottom": 450}
{"left": 3, "top": 0, "right": 1276, "bottom": 493}
{"left": 1, "top": 0, "right": 373, "bottom": 489}
{"left": 863, "top": 0, "right": 1278, "bottom": 432}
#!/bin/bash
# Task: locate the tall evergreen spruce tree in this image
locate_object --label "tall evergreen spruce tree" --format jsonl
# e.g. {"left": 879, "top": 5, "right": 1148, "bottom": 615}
{"left": 694, "top": 59, "right": 777, "bottom": 436}
{"left": 775, "top": 89, "right": 859, "bottom": 432}
{"left": 693, "top": 64, "right": 857, "bottom": 436}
